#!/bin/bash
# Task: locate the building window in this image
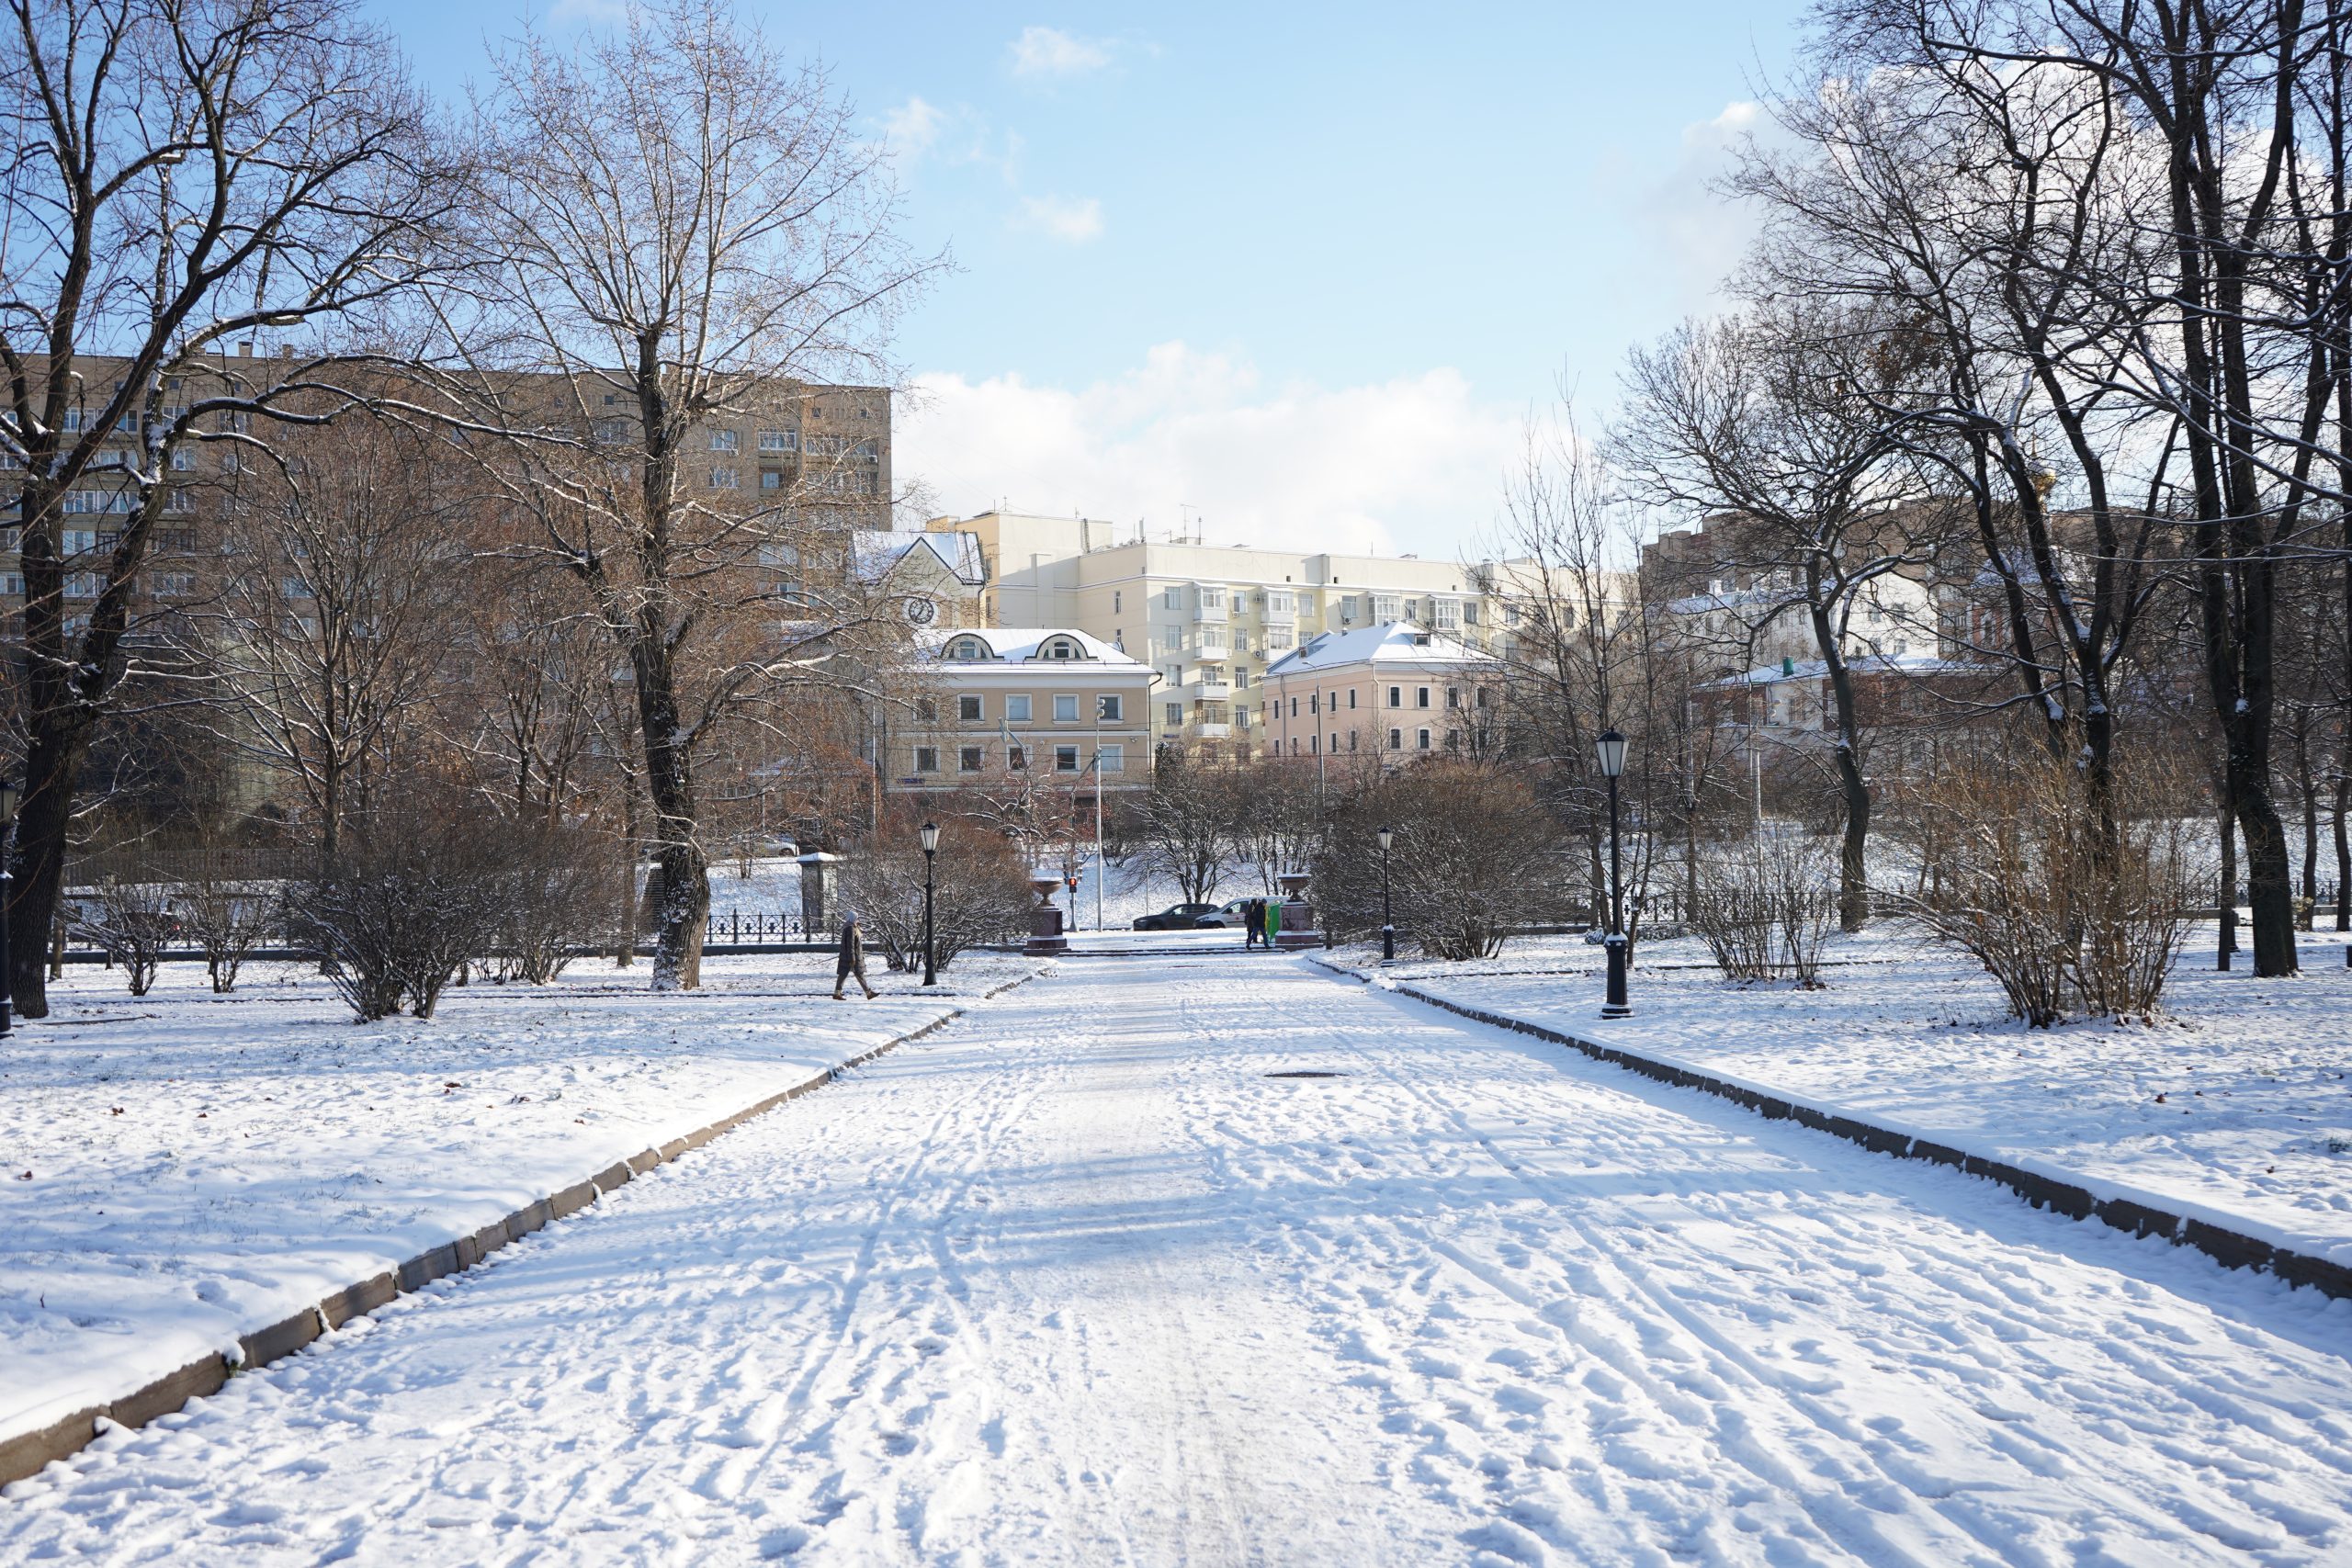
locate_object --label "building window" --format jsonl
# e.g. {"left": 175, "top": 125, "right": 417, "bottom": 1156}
{"left": 1434, "top": 599, "right": 1461, "bottom": 630}
{"left": 914, "top": 697, "right": 937, "bottom": 721}
{"left": 758, "top": 429, "right": 796, "bottom": 451}
{"left": 1291, "top": 737, "right": 1300, "bottom": 756}
{"left": 1046, "top": 637, "right": 1078, "bottom": 659}
{"left": 1100, "top": 743, "right": 1125, "bottom": 773}
{"left": 1386, "top": 685, "right": 1400, "bottom": 707}
{"left": 948, "top": 635, "right": 985, "bottom": 660}
{"left": 761, "top": 470, "right": 783, "bottom": 491}
{"left": 1053, "top": 694, "right": 1079, "bottom": 722}
{"left": 1162, "top": 587, "right": 1180, "bottom": 609}
{"left": 1097, "top": 694, "right": 1122, "bottom": 721}
{"left": 1008, "top": 745, "right": 1027, "bottom": 771}
{"left": 1289, "top": 696, "right": 1298, "bottom": 717}
{"left": 1309, "top": 734, "right": 1319, "bottom": 754}
{"left": 1200, "top": 586, "right": 1224, "bottom": 610}
{"left": 709, "top": 430, "right": 739, "bottom": 452}
{"left": 1445, "top": 729, "right": 1462, "bottom": 750}
{"left": 1347, "top": 730, "right": 1358, "bottom": 751}
{"left": 959, "top": 746, "right": 983, "bottom": 773}
{"left": 1418, "top": 728, "right": 1431, "bottom": 750}
{"left": 1447, "top": 687, "right": 1461, "bottom": 708}
{"left": 710, "top": 466, "right": 739, "bottom": 489}
{"left": 1114, "top": 590, "right": 1122, "bottom": 613}
{"left": 1166, "top": 701, "right": 1182, "bottom": 726}
{"left": 1374, "top": 593, "right": 1401, "bottom": 622}
{"left": 1388, "top": 728, "right": 1402, "bottom": 750}
{"left": 914, "top": 746, "right": 939, "bottom": 773}
{"left": 1308, "top": 694, "right": 1318, "bottom": 715}
{"left": 1162, "top": 625, "right": 1184, "bottom": 650}
{"left": 1055, "top": 745, "right": 1080, "bottom": 773}
{"left": 1416, "top": 686, "right": 1430, "bottom": 708}
{"left": 1007, "top": 694, "right": 1031, "bottom": 721}
{"left": 958, "top": 694, "right": 983, "bottom": 722}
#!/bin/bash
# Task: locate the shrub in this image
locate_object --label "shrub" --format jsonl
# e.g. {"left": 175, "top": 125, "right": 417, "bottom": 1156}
{"left": 841, "top": 810, "right": 1035, "bottom": 976}
{"left": 489, "top": 818, "right": 611, "bottom": 985}
{"left": 72, "top": 879, "right": 177, "bottom": 996}
{"left": 176, "top": 870, "right": 277, "bottom": 994}
{"left": 1894, "top": 750, "right": 2193, "bottom": 1026}
{"left": 1691, "top": 833, "right": 1837, "bottom": 985}
{"left": 284, "top": 797, "right": 517, "bottom": 1021}
{"left": 1313, "top": 763, "right": 1576, "bottom": 961}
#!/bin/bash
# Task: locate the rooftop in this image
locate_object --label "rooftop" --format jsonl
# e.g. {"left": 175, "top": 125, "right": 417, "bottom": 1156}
{"left": 922, "top": 626, "right": 1141, "bottom": 666}
{"left": 1263, "top": 621, "right": 1493, "bottom": 677}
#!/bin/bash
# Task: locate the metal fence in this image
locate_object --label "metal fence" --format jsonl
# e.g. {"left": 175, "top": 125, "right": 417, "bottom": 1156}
{"left": 706, "top": 910, "right": 810, "bottom": 944}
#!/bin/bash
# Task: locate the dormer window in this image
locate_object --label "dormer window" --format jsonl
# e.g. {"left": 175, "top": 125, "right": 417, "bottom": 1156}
{"left": 1044, "top": 637, "right": 1079, "bottom": 660}
{"left": 947, "top": 636, "right": 986, "bottom": 660}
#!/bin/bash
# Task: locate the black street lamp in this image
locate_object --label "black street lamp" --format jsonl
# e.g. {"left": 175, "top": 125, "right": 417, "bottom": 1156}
{"left": 0, "top": 779, "right": 17, "bottom": 1037}
{"left": 1377, "top": 825, "right": 1396, "bottom": 962}
{"left": 920, "top": 820, "right": 941, "bottom": 987}
{"left": 1595, "top": 729, "right": 1631, "bottom": 1019}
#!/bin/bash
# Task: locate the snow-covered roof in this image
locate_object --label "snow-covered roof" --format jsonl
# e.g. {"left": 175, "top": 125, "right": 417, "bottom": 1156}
{"left": 854, "top": 529, "right": 986, "bottom": 586}
{"left": 920, "top": 626, "right": 1139, "bottom": 665}
{"left": 1262, "top": 621, "right": 1493, "bottom": 678}
{"left": 1698, "top": 649, "right": 1990, "bottom": 688}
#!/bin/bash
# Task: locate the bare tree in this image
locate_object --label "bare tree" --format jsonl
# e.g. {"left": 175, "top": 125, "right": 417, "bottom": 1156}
{"left": 0, "top": 0, "right": 459, "bottom": 1016}
{"left": 431, "top": 0, "right": 943, "bottom": 989}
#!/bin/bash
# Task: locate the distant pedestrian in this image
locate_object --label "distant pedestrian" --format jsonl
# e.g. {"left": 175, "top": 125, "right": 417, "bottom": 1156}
{"left": 832, "top": 914, "right": 876, "bottom": 1000}
{"left": 1244, "top": 897, "right": 1264, "bottom": 949}
{"left": 1262, "top": 897, "right": 1282, "bottom": 948}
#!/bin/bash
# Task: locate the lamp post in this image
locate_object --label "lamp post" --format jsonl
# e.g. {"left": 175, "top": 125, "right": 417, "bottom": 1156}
{"left": 919, "top": 820, "right": 940, "bottom": 987}
{"left": 1595, "top": 729, "right": 1631, "bottom": 1019}
{"left": 0, "top": 779, "right": 17, "bottom": 1037}
{"left": 1377, "top": 825, "right": 1395, "bottom": 962}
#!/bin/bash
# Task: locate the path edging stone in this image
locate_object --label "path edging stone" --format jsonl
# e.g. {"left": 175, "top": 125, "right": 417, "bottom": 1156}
{"left": 1310, "top": 955, "right": 2352, "bottom": 1303}
{"left": 0, "top": 970, "right": 1041, "bottom": 1491}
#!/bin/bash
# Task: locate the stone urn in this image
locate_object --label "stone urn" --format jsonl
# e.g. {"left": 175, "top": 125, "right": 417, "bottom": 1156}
{"left": 1024, "top": 871, "right": 1068, "bottom": 955}
{"left": 1274, "top": 870, "right": 1319, "bottom": 950}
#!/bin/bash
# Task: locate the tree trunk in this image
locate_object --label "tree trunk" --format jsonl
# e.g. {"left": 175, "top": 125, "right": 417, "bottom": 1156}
{"left": 2333, "top": 744, "right": 2349, "bottom": 931}
{"left": 2238, "top": 784, "right": 2301, "bottom": 976}
{"left": 635, "top": 663, "right": 707, "bottom": 991}
{"left": 2296, "top": 719, "right": 2319, "bottom": 927}
{"left": 5, "top": 715, "right": 93, "bottom": 1021}
{"left": 2219, "top": 798, "right": 2238, "bottom": 966}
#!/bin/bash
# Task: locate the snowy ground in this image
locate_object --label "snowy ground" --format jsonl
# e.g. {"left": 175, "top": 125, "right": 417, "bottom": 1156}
{"left": 3, "top": 953, "right": 2348, "bottom": 1564}
{"left": 1329, "top": 926, "right": 2352, "bottom": 1272}
{"left": 0, "top": 950, "right": 1038, "bottom": 1461}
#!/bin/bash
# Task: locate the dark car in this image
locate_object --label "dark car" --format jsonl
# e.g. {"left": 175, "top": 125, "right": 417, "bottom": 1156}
{"left": 1133, "top": 902, "right": 1218, "bottom": 931}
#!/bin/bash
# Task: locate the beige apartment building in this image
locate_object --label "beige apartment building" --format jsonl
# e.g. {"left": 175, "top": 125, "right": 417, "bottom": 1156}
{"left": 920, "top": 511, "right": 1552, "bottom": 759}
{"left": 1259, "top": 623, "right": 1504, "bottom": 772}
{"left": 884, "top": 627, "right": 1158, "bottom": 801}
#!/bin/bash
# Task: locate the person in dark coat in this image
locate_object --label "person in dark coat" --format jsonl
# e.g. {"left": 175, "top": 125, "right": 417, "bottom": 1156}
{"left": 832, "top": 914, "right": 876, "bottom": 1000}
{"left": 1245, "top": 897, "right": 1266, "bottom": 948}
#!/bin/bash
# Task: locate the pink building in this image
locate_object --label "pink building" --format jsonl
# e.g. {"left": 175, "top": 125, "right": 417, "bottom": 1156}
{"left": 1258, "top": 622, "right": 1503, "bottom": 768}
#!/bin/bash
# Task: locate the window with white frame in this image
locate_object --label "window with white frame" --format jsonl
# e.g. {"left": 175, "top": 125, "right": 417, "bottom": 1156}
{"left": 1006, "top": 694, "right": 1031, "bottom": 721}
{"left": 1433, "top": 599, "right": 1460, "bottom": 630}
{"left": 958, "top": 694, "right": 983, "bottom": 722}
{"left": 959, "top": 746, "right": 984, "bottom": 773}
{"left": 710, "top": 466, "right": 739, "bottom": 489}
{"left": 760, "top": 471, "right": 783, "bottom": 491}
{"left": 1162, "top": 587, "right": 1180, "bottom": 609}
{"left": 1374, "top": 593, "right": 1401, "bottom": 621}
{"left": 1165, "top": 701, "right": 1182, "bottom": 726}
{"left": 758, "top": 429, "right": 796, "bottom": 452}
{"left": 1053, "top": 694, "right": 1079, "bottom": 722}
{"left": 709, "top": 430, "right": 739, "bottom": 452}
{"left": 914, "top": 746, "right": 939, "bottom": 773}
{"left": 1417, "top": 728, "right": 1431, "bottom": 750}
{"left": 1055, "top": 745, "right": 1080, "bottom": 773}
{"left": 1388, "top": 728, "right": 1402, "bottom": 750}
{"left": 1199, "top": 586, "right": 1224, "bottom": 610}
{"left": 1097, "top": 694, "right": 1122, "bottom": 721}
{"left": 1162, "top": 625, "right": 1184, "bottom": 651}
{"left": 1099, "top": 743, "right": 1125, "bottom": 772}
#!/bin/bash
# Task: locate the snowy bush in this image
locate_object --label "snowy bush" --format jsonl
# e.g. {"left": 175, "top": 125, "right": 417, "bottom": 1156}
{"left": 1313, "top": 763, "right": 1575, "bottom": 960}
{"left": 71, "top": 879, "right": 178, "bottom": 996}
{"left": 840, "top": 810, "right": 1035, "bottom": 975}
{"left": 283, "top": 800, "right": 517, "bottom": 1020}
{"left": 1690, "top": 835, "right": 1836, "bottom": 985}
{"left": 1893, "top": 750, "right": 2193, "bottom": 1026}
{"left": 488, "top": 819, "right": 611, "bottom": 985}
{"left": 175, "top": 870, "right": 277, "bottom": 994}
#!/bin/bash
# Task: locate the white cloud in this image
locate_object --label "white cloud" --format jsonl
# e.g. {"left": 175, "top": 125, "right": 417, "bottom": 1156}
{"left": 878, "top": 96, "right": 947, "bottom": 161}
{"left": 1008, "top": 26, "right": 1112, "bottom": 78}
{"left": 1015, "top": 193, "right": 1103, "bottom": 243}
{"left": 1624, "top": 99, "right": 1770, "bottom": 308}
{"left": 898, "top": 343, "right": 1521, "bottom": 560}
{"left": 547, "top": 0, "right": 628, "bottom": 22}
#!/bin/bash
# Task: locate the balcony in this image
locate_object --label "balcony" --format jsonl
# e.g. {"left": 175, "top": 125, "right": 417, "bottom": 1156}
{"left": 1193, "top": 634, "right": 1232, "bottom": 660}
{"left": 1189, "top": 722, "right": 1232, "bottom": 739}
{"left": 1192, "top": 680, "right": 1234, "bottom": 702}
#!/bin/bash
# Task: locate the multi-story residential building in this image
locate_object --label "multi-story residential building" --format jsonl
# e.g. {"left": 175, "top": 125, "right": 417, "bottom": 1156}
{"left": 883, "top": 627, "right": 1158, "bottom": 803}
{"left": 1258, "top": 622, "right": 1505, "bottom": 771}
{"left": 921, "top": 510, "right": 1544, "bottom": 758}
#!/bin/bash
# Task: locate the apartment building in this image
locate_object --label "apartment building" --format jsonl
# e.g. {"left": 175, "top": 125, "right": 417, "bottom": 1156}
{"left": 885, "top": 627, "right": 1158, "bottom": 801}
{"left": 1259, "top": 623, "right": 1505, "bottom": 771}
{"left": 0, "top": 351, "right": 893, "bottom": 635}
{"left": 921, "top": 511, "right": 1545, "bottom": 759}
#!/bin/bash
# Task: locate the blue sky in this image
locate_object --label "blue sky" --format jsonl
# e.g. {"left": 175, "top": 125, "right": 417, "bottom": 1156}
{"left": 380, "top": 1, "right": 1809, "bottom": 555}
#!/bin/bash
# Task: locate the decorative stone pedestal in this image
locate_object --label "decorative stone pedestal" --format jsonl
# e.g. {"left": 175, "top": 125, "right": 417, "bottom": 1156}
{"left": 1024, "top": 872, "right": 1068, "bottom": 956}
{"left": 1273, "top": 869, "right": 1321, "bottom": 950}
{"left": 797, "top": 852, "right": 842, "bottom": 939}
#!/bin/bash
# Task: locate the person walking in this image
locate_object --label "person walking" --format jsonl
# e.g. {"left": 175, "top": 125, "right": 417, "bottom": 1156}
{"left": 1244, "top": 896, "right": 1264, "bottom": 950}
{"left": 1261, "top": 897, "right": 1282, "bottom": 949}
{"left": 832, "top": 913, "right": 877, "bottom": 1000}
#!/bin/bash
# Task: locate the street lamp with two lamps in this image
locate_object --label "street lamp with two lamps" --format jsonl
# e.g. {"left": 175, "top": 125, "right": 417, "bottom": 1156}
{"left": 1377, "top": 825, "right": 1396, "bottom": 962}
{"left": 1594, "top": 729, "right": 1631, "bottom": 1020}
{"left": 920, "top": 820, "right": 941, "bottom": 987}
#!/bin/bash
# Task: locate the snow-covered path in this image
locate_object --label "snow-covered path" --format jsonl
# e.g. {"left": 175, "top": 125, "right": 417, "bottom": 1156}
{"left": 5, "top": 957, "right": 2350, "bottom": 1565}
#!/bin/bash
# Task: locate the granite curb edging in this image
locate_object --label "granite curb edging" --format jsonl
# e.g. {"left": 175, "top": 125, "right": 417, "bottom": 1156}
{"left": 1310, "top": 955, "right": 2352, "bottom": 1303}
{"left": 0, "top": 970, "right": 1045, "bottom": 1490}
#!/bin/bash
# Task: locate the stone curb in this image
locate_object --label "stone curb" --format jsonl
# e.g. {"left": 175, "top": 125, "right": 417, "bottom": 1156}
{"left": 0, "top": 970, "right": 1042, "bottom": 1490}
{"left": 1310, "top": 956, "right": 2352, "bottom": 1303}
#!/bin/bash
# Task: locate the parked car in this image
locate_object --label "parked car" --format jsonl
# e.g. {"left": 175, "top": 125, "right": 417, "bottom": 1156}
{"left": 1133, "top": 902, "right": 1219, "bottom": 931}
{"left": 1193, "top": 898, "right": 1257, "bottom": 929}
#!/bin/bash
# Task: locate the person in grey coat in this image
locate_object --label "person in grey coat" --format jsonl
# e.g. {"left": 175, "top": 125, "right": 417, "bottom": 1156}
{"left": 833, "top": 915, "right": 877, "bottom": 1000}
